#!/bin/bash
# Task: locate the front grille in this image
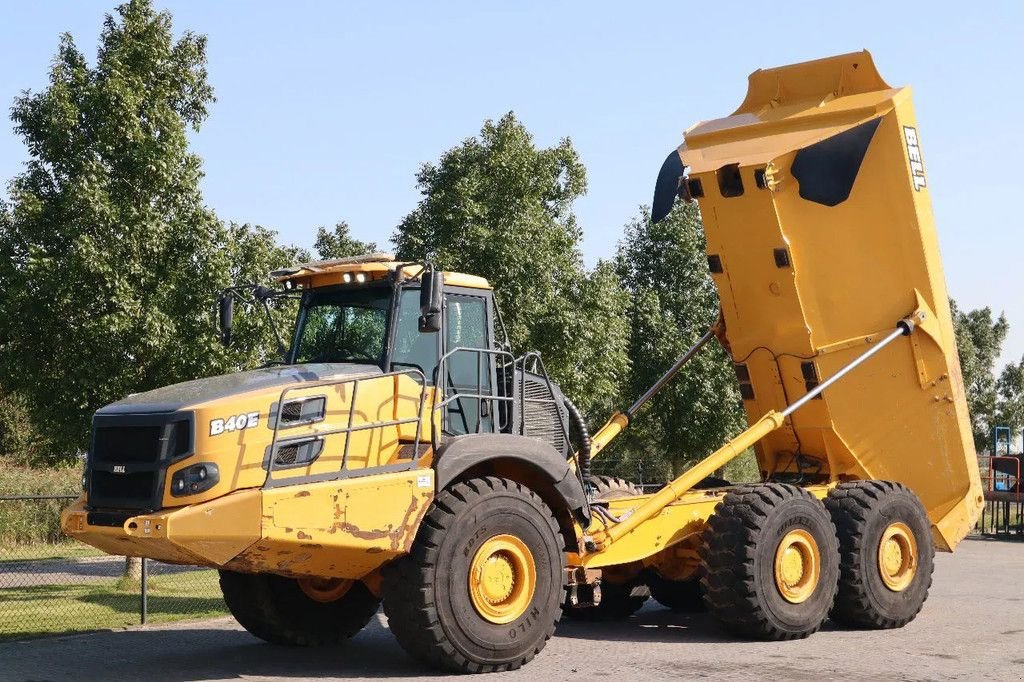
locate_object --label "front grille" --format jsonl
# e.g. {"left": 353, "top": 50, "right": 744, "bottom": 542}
{"left": 91, "top": 471, "right": 156, "bottom": 501}
{"left": 86, "top": 413, "right": 193, "bottom": 510}
{"left": 93, "top": 425, "right": 163, "bottom": 463}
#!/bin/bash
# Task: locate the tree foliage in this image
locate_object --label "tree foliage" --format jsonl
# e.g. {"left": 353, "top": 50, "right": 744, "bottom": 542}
{"left": 613, "top": 204, "right": 746, "bottom": 477}
{"left": 0, "top": 1, "right": 293, "bottom": 462}
{"left": 314, "top": 221, "right": 376, "bottom": 260}
{"left": 995, "top": 357, "right": 1024, "bottom": 444}
{"left": 392, "top": 112, "right": 629, "bottom": 414}
{"left": 950, "top": 300, "right": 1010, "bottom": 450}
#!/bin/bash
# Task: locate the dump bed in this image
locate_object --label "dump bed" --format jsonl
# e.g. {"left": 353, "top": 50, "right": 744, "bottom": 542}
{"left": 675, "top": 51, "right": 982, "bottom": 550}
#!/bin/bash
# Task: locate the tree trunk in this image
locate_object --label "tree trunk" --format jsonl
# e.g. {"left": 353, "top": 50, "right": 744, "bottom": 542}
{"left": 123, "top": 556, "right": 142, "bottom": 581}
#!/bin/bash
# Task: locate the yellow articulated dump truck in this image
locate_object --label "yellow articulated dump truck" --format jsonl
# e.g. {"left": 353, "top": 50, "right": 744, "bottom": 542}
{"left": 62, "top": 50, "right": 982, "bottom": 673}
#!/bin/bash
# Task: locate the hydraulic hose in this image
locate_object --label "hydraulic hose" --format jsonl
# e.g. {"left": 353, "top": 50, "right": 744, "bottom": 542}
{"left": 564, "top": 397, "right": 592, "bottom": 488}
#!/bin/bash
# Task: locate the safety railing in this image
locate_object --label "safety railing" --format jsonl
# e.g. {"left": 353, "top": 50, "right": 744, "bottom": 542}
{"left": 431, "top": 347, "right": 571, "bottom": 451}
{"left": 976, "top": 455, "right": 1023, "bottom": 537}
{"left": 978, "top": 455, "right": 1021, "bottom": 501}
{"left": 264, "top": 368, "right": 429, "bottom": 487}
{"left": 516, "top": 351, "right": 573, "bottom": 451}
{"left": 432, "top": 347, "right": 516, "bottom": 445}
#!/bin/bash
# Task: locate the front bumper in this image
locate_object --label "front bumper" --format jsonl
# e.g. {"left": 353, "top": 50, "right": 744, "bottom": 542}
{"left": 61, "top": 468, "right": 435, "bottom": 579}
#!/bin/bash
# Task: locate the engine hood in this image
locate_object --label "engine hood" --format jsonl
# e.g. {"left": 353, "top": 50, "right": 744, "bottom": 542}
{"left": 97, "top": 363, "right": 383, "bottom": 414}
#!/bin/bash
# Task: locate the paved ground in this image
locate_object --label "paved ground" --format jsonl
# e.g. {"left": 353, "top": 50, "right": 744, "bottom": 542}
{"left": 0, "top": 556, "right": 204, "bottom": 588}
{"left": 1, "top": 537, "right": 1021, "bottom": 682}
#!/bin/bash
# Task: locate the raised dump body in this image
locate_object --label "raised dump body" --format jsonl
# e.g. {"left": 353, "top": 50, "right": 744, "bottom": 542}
{"left": 663, "top": 51, "right": 982, "bottom": 549}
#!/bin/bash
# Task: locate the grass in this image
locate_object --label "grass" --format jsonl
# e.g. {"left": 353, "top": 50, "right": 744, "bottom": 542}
{"left": 0, "top": 569, "right": 227, "bottom": 640}
{"left": 0, "top": 460, "right": 81, "bottom": 546}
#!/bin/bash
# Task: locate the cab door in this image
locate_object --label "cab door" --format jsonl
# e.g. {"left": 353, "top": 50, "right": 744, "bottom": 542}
{"left": 441, "top": 289, "right": 496, "bottom": 435}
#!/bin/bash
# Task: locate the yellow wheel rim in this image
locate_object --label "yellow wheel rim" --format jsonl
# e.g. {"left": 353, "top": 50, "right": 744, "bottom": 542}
{"left": 468, "top": 534, "right": 537, "bottom": 624}
{"left": 878, "top": 522, "right": 917, "bottom": 592}
{"left": 774, "top": 529, "right": 821, "bottom": 604}
{"left": 297, "top": 576, "right": 353, "bottom": 603}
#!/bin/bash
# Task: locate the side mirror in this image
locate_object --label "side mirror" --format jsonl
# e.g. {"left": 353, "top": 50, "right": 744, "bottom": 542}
{"left": 218, "top": 294, "right": 234, "bottom": 346}
{"left": 418, "top": 268, "right": 443, "bottom": 333}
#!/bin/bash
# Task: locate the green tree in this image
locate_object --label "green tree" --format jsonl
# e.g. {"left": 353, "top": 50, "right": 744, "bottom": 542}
{"left": 0, "top": 1, "right": 293, "bottom": 462}
{"left": 996, "top": 357, "right": 1024, "bottom": 442}
{"left": 392, "top": 112, "right": 629, "bottom": 415}
{"left": 314, "top": 221, "right": 376, "bottom": 260}
{"left": 614, "top": 204, "right": 747, "bottom": 478}
{"left": 950, "top": 300, "right": 1009, "bottom": 450}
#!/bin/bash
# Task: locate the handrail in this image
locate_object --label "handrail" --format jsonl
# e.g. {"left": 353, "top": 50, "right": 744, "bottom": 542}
{"left": 431, "top": 347, "right": 568, "bottom": 452}
{"left": 264, "top": 368, "right": 429, "bottom": 488}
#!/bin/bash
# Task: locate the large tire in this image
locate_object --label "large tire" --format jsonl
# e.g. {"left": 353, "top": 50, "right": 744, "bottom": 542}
{"left": 824, "top": 480, "right": 934, "bottom": 629}
{"left": 382, "top": 477, "right": 566, "bottom": 673}
{"left": 219, "top": 571, "right": 380, "bottom": 646}
{"left": 589, "top": 475, "right": 641, "bottom": 499}
{"left": 700, "top": 484, "right": 839, "bottom": 640}
{"left": 647, "top": 571, "right": 704, "bottom": 612}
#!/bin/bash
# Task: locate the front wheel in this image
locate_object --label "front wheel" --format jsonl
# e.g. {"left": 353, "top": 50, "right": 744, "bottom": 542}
{"left": 382, "top": 477, "right": 566, "bottom": 673}
{"left": 219, "top": 571, "right": 380, "bottom": 646}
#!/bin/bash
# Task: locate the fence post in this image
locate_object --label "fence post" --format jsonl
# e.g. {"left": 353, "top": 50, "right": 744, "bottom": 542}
{"left": 141, "top": 557, "right": 148, "bottom": 625}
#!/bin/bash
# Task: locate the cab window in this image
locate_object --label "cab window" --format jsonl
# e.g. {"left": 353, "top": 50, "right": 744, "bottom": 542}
{"left": 390, "top": 289, "right": 439, "bottom": 384}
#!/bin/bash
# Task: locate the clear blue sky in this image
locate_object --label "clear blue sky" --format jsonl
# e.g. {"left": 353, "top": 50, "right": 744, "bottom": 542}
{"left": 1, "top": 1, "right": 1021, "bottom": 366}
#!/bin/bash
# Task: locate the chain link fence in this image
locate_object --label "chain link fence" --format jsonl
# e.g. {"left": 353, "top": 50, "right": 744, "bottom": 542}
{"left": 0, "top": 495, "right": 226, "bottom": 641}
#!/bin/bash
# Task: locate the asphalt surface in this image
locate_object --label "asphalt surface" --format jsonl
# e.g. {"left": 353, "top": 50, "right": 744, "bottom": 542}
{"left": 1, "top": 537, "right": 1021, "bottom": 682}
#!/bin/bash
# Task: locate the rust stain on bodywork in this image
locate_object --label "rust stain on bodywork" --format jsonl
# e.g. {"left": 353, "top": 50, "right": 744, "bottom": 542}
{"left": 326, "top": 490, "right": 425, "bottom": 552}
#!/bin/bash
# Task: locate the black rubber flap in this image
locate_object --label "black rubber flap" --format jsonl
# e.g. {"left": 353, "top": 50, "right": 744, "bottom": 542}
{"left": 791, "top": 118, "right": 881, "bottom": 207}
{"left": 652, "top": 149, "right": 684, "bottom": 223}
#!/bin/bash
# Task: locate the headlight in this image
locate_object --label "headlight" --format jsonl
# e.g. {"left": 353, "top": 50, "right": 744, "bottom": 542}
{"left": 170, "top": 463, "right": 220, "bottom": 497}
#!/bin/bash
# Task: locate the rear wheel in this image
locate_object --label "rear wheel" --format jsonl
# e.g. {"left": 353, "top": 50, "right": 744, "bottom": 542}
{"left": 382, "top": 477, "right": 566, "bottom": 673}
{"left": 589, "top": 475, "right": 641, "bottom": 499}
{"left": 700, "top": 484, "right": 839, "bottom": 640}
{"left": 219, "top": 571, "right": 380, "bottom": 646}
{"left": 825, "top": 480, "right": 934, "bottom": 628}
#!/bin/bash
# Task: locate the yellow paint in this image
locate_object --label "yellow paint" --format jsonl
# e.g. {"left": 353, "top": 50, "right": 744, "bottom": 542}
{"left": 647, "top": 50, "right": 980, "bottom": 552}
{"left": 773, "top": 529, "right": 821, "bottom": 604}
{"left": 64, "top": 52, "right": 982, "bottom": 599}
{"left": 468, "top": 534, "right": 538, "bottom": 624}
{"left": 591, "top": 411, "right": 786, "bottom": 548}
{"left": 581, "top": 485, "right": 833, "bottom": 569}
{"left": 590, "top": 412, "right": 629, "bottom": 455}
{"left": 878, "top": 522, "right": 917, "bottom": 592}
{"left": 63, "top": 468, "right": 433, "bottom": 581}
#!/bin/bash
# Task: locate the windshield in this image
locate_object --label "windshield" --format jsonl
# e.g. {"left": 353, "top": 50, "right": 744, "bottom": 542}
{"left": 292, "top": 286, "right": 391, "bottom": 364}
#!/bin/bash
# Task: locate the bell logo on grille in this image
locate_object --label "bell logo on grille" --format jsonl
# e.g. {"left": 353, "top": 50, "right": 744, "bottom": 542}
{"left": 112, "top": 465, "right": 126, "bottom": 474}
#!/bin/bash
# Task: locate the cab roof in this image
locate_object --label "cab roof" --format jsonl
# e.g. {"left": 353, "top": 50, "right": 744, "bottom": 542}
{"left": 271, "top": 253, "right": 491, "bottom": 290}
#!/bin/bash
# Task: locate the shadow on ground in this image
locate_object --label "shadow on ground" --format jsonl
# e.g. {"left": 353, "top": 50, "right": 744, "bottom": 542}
{"left": 0, "top": 604, "right": 751, "bottom": 681}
